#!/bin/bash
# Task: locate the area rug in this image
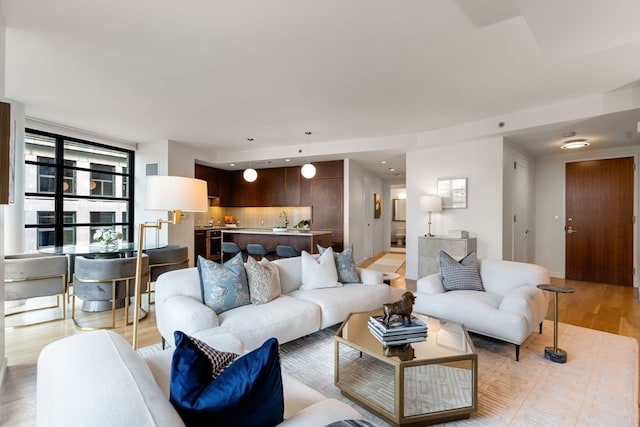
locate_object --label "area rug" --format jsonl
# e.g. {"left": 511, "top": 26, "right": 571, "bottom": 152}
{"left": 366, "top": 253, "right": 405, "bottom": 274}
{"left": 279, "top": 321, "right": 639, "bottom": 426}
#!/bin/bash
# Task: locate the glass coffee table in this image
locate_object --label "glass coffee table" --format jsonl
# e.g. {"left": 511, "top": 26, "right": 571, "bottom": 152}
{"left": 335, "top": 310, "right": 477, "bottom": 426}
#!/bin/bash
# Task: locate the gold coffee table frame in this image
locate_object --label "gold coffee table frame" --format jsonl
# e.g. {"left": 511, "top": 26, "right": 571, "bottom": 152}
{"left": 335, "top": 310, "right": 477, "bottom": 426}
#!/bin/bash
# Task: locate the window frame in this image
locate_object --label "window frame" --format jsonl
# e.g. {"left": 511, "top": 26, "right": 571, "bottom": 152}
{"left": 24, "top": 128, "right": 135, "bottom": 248}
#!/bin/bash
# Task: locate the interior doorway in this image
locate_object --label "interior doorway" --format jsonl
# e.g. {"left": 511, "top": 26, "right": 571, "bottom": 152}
{"left": 565, "top": 157, "right": 634, "bottom": 286}
{"left": 390, "top": 186, "right": 406, "bottom": 253}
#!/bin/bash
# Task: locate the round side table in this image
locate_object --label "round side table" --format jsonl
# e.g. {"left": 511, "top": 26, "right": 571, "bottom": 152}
{"left": 382, "top": 272, "right": 400, "bottom": 285}
{"left": 537, "top": 284, "right": 575, "bottom": 363}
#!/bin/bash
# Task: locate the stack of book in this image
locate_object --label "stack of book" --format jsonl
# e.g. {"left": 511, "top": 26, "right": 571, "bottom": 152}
{"left": 368, "top": 314, "right": 428, "bottom": 346}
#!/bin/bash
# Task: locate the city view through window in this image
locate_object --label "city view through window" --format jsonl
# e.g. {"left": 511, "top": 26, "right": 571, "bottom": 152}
{"left": 23, "top": 129, "right": 134, "bottom": 251}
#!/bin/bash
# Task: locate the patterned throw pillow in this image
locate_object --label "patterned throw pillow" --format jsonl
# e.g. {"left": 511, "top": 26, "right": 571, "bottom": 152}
{"left": 300, "top": 247, "right": 341, "bottom": 290}
{"left": 198, "top": 253, "right": 250, "bottom": 314}
{"left": 170, "top": 332, "right": 284, "bottom": 427}
{"left": 439, "top": 251, "right": 485, "bottom": 292}
{"left": 317, "top": 245, "right": 361, "bottom": 284}
{"left": 245, "top": 257, "right": 281, "bottom": 305}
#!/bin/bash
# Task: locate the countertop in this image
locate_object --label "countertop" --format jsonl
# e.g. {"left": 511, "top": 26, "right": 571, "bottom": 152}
{"left": 195, "top": 226, "right": 331, "bottom": 236}
{"left": 220, "top": 227, "right": 330, "bottom": 236}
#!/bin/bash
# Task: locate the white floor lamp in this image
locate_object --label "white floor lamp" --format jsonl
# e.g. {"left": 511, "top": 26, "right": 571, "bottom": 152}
{"left": 419, "top": 195, "right": 442, "bottom": 237}
{"left": 132, "top": 175, "right": 208, "bottom": 349}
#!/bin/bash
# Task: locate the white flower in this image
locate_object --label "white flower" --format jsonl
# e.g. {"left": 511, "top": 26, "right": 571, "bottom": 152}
{"left": 94, "top": 229, "right": 122, "bottom": 244}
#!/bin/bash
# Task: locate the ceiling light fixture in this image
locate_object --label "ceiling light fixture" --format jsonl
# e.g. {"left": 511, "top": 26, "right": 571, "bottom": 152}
{"left": 243, "top": 138, "right": 258, "bottom": 182}
{"left": 561, "top": 139, "right": 590, "bottom": 150}
{"left": 301, "top": 131, "right": 316, "bottom": 179}
{"left": 562, "top": 131, "right": 577, "bottom": 138}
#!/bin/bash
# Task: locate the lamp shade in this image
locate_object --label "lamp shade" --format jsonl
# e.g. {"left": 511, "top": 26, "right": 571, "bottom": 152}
{"left": 301, "top": 163, "right": 316, "bottom": 179}
{"left": 419, "top": 195, "right": 442, "bottom": 213}
{"left": 146, "top": 176, "right": 208, "bottom": 212}
{"left": 243, "top": 168, "right": 258, "bottom": 182}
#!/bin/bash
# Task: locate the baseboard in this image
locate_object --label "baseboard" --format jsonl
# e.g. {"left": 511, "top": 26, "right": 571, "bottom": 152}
{"left": 0, "top": 355, "right": 7, "bottom": 390}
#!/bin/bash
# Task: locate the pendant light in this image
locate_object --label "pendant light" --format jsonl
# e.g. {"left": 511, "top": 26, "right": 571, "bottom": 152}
{"left": 243, "top": 138, "right": 258, "bottom": 182}
{"left": 301, "top": 131, "right": 316, "bottom": 179}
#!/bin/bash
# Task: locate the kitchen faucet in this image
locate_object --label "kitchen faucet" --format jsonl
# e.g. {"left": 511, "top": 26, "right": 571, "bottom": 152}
{"left": 279, "top": 210, "right": 289, "bottom": 228}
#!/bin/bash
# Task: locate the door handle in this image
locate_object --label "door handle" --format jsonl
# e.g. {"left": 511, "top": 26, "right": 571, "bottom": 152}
{"left": 567, "top": 226, "right": 578, "bottom": 234}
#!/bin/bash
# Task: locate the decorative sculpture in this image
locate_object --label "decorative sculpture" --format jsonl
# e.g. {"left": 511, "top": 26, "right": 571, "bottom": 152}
{"left": 383, "top": 343, "right": 416, "bottom": 361}
{"left": 382, "top": 291, "right": 416, "bottom": 327}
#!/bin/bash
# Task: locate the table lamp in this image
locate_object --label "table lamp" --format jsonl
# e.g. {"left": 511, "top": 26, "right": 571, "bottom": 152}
{"left": 419, "top": 195, "right": 442, "bottom": 237}
{"left": 132, "top": 175, "right": 208, "bottom": 349}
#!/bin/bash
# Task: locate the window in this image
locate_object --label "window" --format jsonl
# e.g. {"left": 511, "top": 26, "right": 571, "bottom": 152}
{"left": 24, "top": 129, "right": 134, "bottom": 251}
{"left": 37, "top": 211, "right": 76, "bottom": 249}
{"left": 89, "top": 211, "right": 115, "bottom": 238}
{"left": 90, "top": 163, "right": 115, "bottom": 196}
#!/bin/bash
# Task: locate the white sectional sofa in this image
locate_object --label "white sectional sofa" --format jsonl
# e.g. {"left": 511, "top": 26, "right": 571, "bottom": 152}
{"left": 36, "top": 330, "right": 364, "bottom": 427}
{"left": 156, "top": 255, "right": 399, "bottom": 350}
{"left": 413, "top": 258, "right": 550, "bottom": 360}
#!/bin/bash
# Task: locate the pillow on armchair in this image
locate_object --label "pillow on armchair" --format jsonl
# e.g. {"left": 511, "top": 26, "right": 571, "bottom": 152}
{"left": 439, "top": 251, "right": 484, "bottom": 292}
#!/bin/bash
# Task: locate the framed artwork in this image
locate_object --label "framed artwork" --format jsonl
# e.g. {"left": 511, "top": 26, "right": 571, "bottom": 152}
{"left": 437, "top": 177, "right": 467, "bottom": 209}
{"left": 374, "top": 193, "right": 382, "bottom": 218}
{"left": 0, "top": 102, "right": 13, "bottom": 205}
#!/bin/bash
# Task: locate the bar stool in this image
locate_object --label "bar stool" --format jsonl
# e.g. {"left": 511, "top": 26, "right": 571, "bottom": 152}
{"left": 222, "top": 242, "right": 243, "bottom": 262}
{"left": 246, "top": 243, "right": 274, "bottom": 260}
{"left": 275, "top": 245, "right": 300, "bottom": 259}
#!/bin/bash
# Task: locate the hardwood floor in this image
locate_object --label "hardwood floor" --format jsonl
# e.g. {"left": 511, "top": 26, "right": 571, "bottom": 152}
{"left": 1, "top": 254, "right": 639, "bottom": 426}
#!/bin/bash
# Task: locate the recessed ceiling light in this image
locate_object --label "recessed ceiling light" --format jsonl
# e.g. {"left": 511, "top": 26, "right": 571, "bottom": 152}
{"left": 230, "top": 163, "right": 235, "bottom": 167}
{"left": 562, "top": 131, "right": 577, "bottom": 138}
{"left": 285, "top": 159, "right": 291, "bottom": 162}
{"left": 381, "top": 161, "right": 387, "bottom": 164}
{"left": 389, "top": 168, "right": 395, "bottom": 172}
{"left": 561, "top": 139, "right": 590, "bottom": 150}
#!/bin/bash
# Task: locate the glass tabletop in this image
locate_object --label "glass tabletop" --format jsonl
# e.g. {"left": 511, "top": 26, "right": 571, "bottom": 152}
{"left": 337, "top": 310, "right": 475, "bottom": 364}
{"left": 39, "top": 242, "right": 167, "bottom": 256}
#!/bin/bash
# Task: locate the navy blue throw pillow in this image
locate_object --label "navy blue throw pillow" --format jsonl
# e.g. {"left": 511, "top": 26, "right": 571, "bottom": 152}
{"left": 170, "top": 332, "right": 284, "bottom": 427}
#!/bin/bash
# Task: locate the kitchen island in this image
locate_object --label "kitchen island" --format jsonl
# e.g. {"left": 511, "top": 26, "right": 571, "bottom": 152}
{"left": 222, "top": 228, "right": 332, "bottom": 255}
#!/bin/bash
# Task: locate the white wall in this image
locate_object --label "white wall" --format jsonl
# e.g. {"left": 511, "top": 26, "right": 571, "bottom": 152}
{"left": 535, "top": 146, "right": 639, "bottom": 282}
{"left": 135, "top": 139, "right": 215, "bottom": 267}
{"left": 405, "top": 137, "right": 504, "bottom": 280}
{"left": 345, "top": 159, "right": 386, "bottom": 263}
{"left": 502, "top": 142, "right": 536, "bottom": 262}
{"left": 3, "top": 101, "right": 24, "bottom": 254}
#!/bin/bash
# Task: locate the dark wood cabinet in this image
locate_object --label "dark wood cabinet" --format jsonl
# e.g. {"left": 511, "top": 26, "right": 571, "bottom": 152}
{"left": 300, "top": 160, "right": 344, "bottom": 251}
{"left": 256, "top": 168, "right": 286, "bottom": 206}
{"left": 194, "top": 230, "right": 207, "bottom": 260}
{"left": 228, "top": 170, "right": 258, "bottom": 207}
{"left": 193, "top": 160, "right": 344, "bottom": 249}
{"left": 284, "top": 167, "right": 301, "bottom": 205}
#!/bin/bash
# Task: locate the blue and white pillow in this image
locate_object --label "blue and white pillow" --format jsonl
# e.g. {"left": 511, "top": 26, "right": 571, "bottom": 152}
{"left": 317, "top": 245, "right": 361, "bottom": 284}
{"left": 198, "top": 253, "right": 250, "bottom": 314}
{"left": 439, "top": 251, "right": 484, "bottom": 292}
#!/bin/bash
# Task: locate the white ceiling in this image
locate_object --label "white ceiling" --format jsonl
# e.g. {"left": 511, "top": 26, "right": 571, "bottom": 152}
{"left": 1, "top": 0, "right": 640, "bottom": 180}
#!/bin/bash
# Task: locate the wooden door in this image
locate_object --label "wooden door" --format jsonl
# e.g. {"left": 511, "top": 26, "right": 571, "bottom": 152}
{"left": 565, "top": 157, "right": 634, "bottom": 285}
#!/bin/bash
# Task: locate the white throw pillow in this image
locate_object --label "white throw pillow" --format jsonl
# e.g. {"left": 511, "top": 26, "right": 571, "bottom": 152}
{"left": 300, "top": 248, "right": 341, "bottom": 290}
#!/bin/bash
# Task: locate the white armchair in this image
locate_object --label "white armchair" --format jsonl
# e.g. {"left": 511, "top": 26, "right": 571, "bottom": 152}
{"left": 413, "top": 258, "right": 550, "bottom": 360}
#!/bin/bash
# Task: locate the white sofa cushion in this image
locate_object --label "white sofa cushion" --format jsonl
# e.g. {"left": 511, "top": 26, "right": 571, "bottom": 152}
{"left": 217, "top": 295, "right": 322, "bottom": 350}
{"left": 291, "top": 283, "right": 391, "bottom": 329}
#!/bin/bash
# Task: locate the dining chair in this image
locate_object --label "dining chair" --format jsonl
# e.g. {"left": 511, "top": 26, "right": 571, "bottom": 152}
{"left": 145, "top": 244, "right": 188, "bottom": 305}
{"left": 72, "top": 254, "right": 149, "bottom": 330}
{"left": 4, "top": 253, "right": 68, "bottom": 327}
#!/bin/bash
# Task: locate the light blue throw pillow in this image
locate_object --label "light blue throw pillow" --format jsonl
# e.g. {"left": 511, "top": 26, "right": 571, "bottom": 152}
{"left": 317, "top": 245, "right": 361, "bottom": 284}
{"left": 198, "top": 254, "right": 250, "bottom": 314}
